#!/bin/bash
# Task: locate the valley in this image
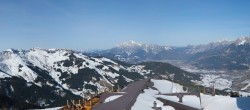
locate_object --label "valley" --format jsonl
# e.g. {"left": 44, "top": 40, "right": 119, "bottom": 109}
{"left": 165, "top": 60, "right": 250, "bottom": 96}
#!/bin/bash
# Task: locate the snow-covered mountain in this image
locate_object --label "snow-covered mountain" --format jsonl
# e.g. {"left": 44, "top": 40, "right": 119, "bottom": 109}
{"left": 186, "top": 37, "right": 250, "bottom": 54}
{"left": 186, "top": 39, "right": 232, "bottom": 54}
{"left": 116, "top": 41, "right": 172, "bottom": 55}
{"left": 111, "top": 41, "right": 173, "bottom": 62}
{"left": 234, "top": 36, "right": 250, "bottom": 45}
{"left": 88, "top": 41, "right": 176, "bottom": 63}
{"left": 0, "top": 48, "right": 200, "bottom": 108}
{"left": 189, "top": 37, "right": 250, "bottom": 70}
{"left": 88, "top": 37, "right": 250, "bottom": 70}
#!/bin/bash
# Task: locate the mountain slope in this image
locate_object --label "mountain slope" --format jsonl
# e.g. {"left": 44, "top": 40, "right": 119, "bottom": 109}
{"left": 0, "top": 48, "right": 200, "bottom": 108}
{"left": 190, "top": 37, "right": 250, "bottom": 70}
{"left": 138, "top": 62, "right": 200, "bottom": 85}
{"left": 0, "top": 93, "right": 43, "bottom": 109}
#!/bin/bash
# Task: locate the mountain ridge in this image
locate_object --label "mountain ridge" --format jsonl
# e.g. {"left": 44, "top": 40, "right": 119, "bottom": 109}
{"left": 0, "top": 48, "right": 200, "bottom": 107}
{"left": 87, "top": 36, "right": 250, "bottom": 70}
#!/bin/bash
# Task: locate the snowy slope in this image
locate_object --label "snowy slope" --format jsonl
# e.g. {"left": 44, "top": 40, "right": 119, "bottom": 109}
{"left": 0, "top": 49, "right": 38, "bottom": 82}
{"left": 0, "top": 49, "right": 120, "bottom": 96}
{"left": 0, "top": 71, "right": 11, "bottom": 78}
{"left": 0, "top": 48, "right": 200, "bottom": 108}
{"left": 0, "top": 48, "right": 137, "bottom": 107}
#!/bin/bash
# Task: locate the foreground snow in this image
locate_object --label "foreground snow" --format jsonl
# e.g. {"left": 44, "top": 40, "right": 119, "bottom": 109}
{"left": 132, "top": 79, "right": 184, "bottom": 110}
{"left": 131, "top": 88, "right": 175, "bottom": 110}
{"left": 152, "top": 79, "right": 184, "bottom": 93}
{"left": 201, "top": 94, "right": 238, "bottom": 110}
{"left": 38, "top": 79, "right": 250, "bottom": 110}
{"left": 132, "top": 79, "right": 250, "bottom": 110}
{"left": 157, "top": 95, "right": 202, "bottom": 109}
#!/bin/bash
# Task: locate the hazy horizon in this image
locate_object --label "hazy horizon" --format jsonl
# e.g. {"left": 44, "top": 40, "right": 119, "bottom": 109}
{"left": 1, "top": 0, "right": 250, "bottom": 51}
{"left": 1, "top": 36, "right": 249, "bottom": 52}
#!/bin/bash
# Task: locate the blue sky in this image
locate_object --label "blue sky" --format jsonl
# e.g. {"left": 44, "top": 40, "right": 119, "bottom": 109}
{"left": 1, "top": 0, "right": 250, "bottom": 51}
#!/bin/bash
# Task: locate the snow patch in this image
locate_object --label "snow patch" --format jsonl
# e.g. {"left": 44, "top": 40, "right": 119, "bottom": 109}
{"left": 132, "top": 88, "right": 174, "bottom": 110}
{"left": 104, "top": 95, "right": 123, "bottom": 103}
{"left": 152, "top": 79, "right": 184, "bottom": 93}
{"left": 239, "top": 91, "right": 250, "bottom": 97}
{"left": 0, "top": 71, "right": 11, "bottom": 78}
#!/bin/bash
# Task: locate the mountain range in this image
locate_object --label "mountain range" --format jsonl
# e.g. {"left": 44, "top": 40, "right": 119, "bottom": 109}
{"left": 1, "top": 36, "right": 250, "bottom": 108}
{"left": 0, "top": 48, "right": 200, "bottom": 108}
{"left": 87, "top": 37, "right": 250, "bottom": 70}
